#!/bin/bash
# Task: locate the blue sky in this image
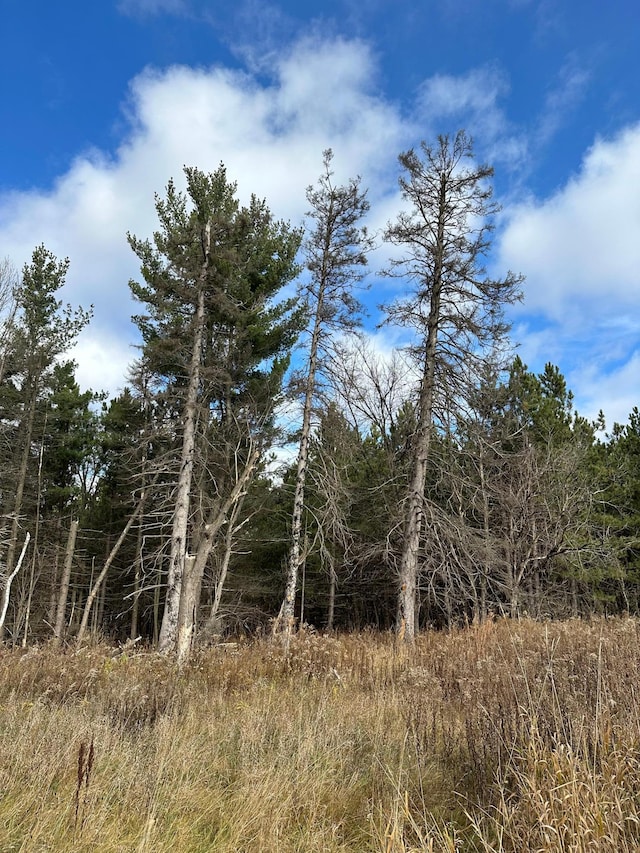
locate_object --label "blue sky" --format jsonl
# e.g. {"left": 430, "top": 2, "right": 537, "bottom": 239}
{"left": 1, "top": 0, "right": 639, "bottom": 427}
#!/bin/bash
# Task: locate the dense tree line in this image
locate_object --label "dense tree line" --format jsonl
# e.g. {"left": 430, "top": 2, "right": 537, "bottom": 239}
{"left": 1, "top": 135, "right": 638, "bottom": 654}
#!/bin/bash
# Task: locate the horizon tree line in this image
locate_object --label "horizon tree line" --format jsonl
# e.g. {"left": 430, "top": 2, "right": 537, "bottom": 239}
{"left": 1, "top": 132, "right": 637, "bottom": 656}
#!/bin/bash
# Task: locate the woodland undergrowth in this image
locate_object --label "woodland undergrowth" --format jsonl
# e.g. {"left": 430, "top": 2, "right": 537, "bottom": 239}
{"left": 1, "top": 618, "right": 640, "bottom": 851}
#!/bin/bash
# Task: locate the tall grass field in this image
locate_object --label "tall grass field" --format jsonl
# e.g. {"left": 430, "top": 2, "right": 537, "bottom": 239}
{"left": 2, "top": 618, "right": 640, "bottom": 851}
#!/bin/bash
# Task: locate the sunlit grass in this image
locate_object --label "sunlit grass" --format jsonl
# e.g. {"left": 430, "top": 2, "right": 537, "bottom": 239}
{"left": 2, "top": 618, "right": 640, "bottom": 851}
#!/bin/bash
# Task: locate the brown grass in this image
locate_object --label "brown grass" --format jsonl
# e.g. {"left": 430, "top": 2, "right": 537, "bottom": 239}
{"left": 1, "top": 618, "right": 640, "bottom": 851}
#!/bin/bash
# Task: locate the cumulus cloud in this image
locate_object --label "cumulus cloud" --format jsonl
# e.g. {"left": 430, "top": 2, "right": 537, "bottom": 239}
{"left": 510, "top": 317, "right": 637, "bottom": 426}
{"left": 0, "top": 37, "right": 407, "bottom": 399}
{"left": 499, "top": 122, "right": 640, "bottom": 424}
{"left": 0, "top": 36, "right": 637, "bottom": 425}
{"left": 571, "top": 350, "right": 640, "bottom": 429}
{"left": 70, "top": 333, "right": 135, "bottom": 398}
{"left": 498, "top": 122, "right": 640, "bottom": 317}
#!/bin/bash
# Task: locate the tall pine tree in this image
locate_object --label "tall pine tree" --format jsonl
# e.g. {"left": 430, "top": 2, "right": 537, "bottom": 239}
{"left": 129, "top": 165, "right": 302, "bottom": 660}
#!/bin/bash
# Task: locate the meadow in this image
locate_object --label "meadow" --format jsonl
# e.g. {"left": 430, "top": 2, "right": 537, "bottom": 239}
{"left": 2, "top": 618, "right": 640, "bottom": 852}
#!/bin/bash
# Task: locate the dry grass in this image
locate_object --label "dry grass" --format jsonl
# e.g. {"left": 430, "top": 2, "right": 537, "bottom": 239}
{"left": 2, "top": 618, "right": 640, "bottom": 851}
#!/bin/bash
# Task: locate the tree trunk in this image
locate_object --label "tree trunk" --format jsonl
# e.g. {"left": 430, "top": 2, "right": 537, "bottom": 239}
{"left": 478, "top": 452, "right": 491, "bottom": 623}
{"left": 159, "top": 224, "right": 210, "bottom": 653}
{"left": 276, "top": 157, "right": 370, "bottom": 641}
{"left": 279, "top": 277, "right": 326, "bottom": 639}
{"left": 4, "top": 386, "right": 39, "bottom": 583}
{"left": 153, "top": 552, "right": 163, "bottom": 646}
{"left": 22, "top": 422, "right": 48, "bottom": 647}
{"left": 175, "top": 555, "right": 198, "bottom": 664}
{"left": 571, "top": 576, "right": 579, "bottom": 617}
{"left": 176, "top": 449, "right": 258, "bottom": 665}
{"left": 47, "top": 518, "right": 62, "bottom": 628}
{"left": 509, "top": 569, "right": 519, "bottom": 618}
{"left": 130, "top": 460, "right": 148, "bottom": 641}
{"left": 204, "top": 496, "right": 244, "bottom": 637}
{"left": 76, "top": 486, "right": 152, "bottom": 646}
{"left": 395, "top": 174, "right": 446, "bottom": 642}
{"left": 21, "top": 550, "right": 38, "bottom": 647}
{"left": 326, "top": 559, "right": 337, "bottom": 632}
{"left": 130, "top": 522, "right": 142, "bottom": 641}
{"left": 0, "top": 533, "right": 30, "bottom": 632}
{"left": 53, "top": 518, "right": 79, "bottom": 645}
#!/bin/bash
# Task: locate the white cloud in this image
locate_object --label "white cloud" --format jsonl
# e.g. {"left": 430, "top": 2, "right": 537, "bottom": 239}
{"left": 499, "top": 123, "right": 640, "bottom": 424}
{"left": 510, "top": 318, "right": 639, "bottom": 426}
{"left": 571, "top": 350, "right": 640, "bottom": 429}
{"left": 1, "top": 38, "right": 637, "bottom": 427}
{"left": 535, "top": 57, "right": 590, "bottom": 148}
{"left": 0, "top": 37, "right": 407, "bottom": 400}
{"left": 420, "top": 66, "right": 509, "bottom": 118}
{"left": 70, "top": 333, "right": 135, "bottom": 398}
{"left": 417, "top": 66, "right": 528, "bottom": 169}
{"left": 498, "top": 122, "right": 640, "bottom": 318}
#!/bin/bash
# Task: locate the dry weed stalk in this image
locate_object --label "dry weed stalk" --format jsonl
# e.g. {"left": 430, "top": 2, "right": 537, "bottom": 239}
{"left": 74, "top": 737, "right": 95, "bottom": 832}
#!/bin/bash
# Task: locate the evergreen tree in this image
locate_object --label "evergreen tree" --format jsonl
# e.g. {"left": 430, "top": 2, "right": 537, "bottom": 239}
{"left": 594, "top": 408, "right": 640, "bottom": 611}
{"left": 0, "top": 246, "right": 90, "bottom": 639}
{"left": 128, "top": 165, "right": 302, "bottom": 660}
{"left": 43, "top": 361, "right": 100, "bottom": 513}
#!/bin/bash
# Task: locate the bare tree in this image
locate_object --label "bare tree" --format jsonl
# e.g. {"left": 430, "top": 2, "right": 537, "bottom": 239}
{"left": 428, "top": 360, "right": 600, "bottom": 624}
{"left": 201, "top": 492, "right": 248, "bottom": 637}
{"left": 303, "top": 403, "right": 360, "bottom": 630}
{"left": 175, "top": 438, "right": 260, "bottom": 663}
{"left": 383, "top": 132, "right": 523, "bottom": 641}
{"left": 75, "top": 480, "right": 157, "bottom": 646}
{"left": 328, "top": 335, "right": 415, "bottom": 449}
{"left": 276, "top": 151, "right": 372, "bottom": 639}
{"left": 52, "top": 518, "right": 79, "bottom": 645}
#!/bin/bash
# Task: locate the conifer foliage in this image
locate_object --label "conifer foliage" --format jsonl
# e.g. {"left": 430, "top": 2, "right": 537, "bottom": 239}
{"left": 1, "top": 144, "right": 639, "bottom": 650}
{"left": 128, "top": 165, "right": 302, "bottom": 660}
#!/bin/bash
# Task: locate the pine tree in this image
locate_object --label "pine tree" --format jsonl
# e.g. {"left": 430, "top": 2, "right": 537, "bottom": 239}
{"left": 128, "top": 165, "right": 302, "bottom": 660}
{"left": 0, "top": 247, "right": 90, "bottom": 639}
{"left": 277, "top": 150, "right": 372, "bottom": 639}
{"left": 383, "top": 132, "right": 523, "bottom": 641}
{"left": 459, "top": 358, "right": 596, "bottom": 619}
{"left": 593, "top": 408, "right": 640, "bottom": 612}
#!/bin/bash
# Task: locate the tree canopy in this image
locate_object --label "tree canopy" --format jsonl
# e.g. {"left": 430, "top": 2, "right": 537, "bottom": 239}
{"left": 0, "top": 147, "right": 637, "bottom": 650}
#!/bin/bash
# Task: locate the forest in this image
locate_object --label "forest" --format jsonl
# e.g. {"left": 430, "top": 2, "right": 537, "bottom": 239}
{"left": 1, "top": 131, "right": 638, "bottom": 659}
